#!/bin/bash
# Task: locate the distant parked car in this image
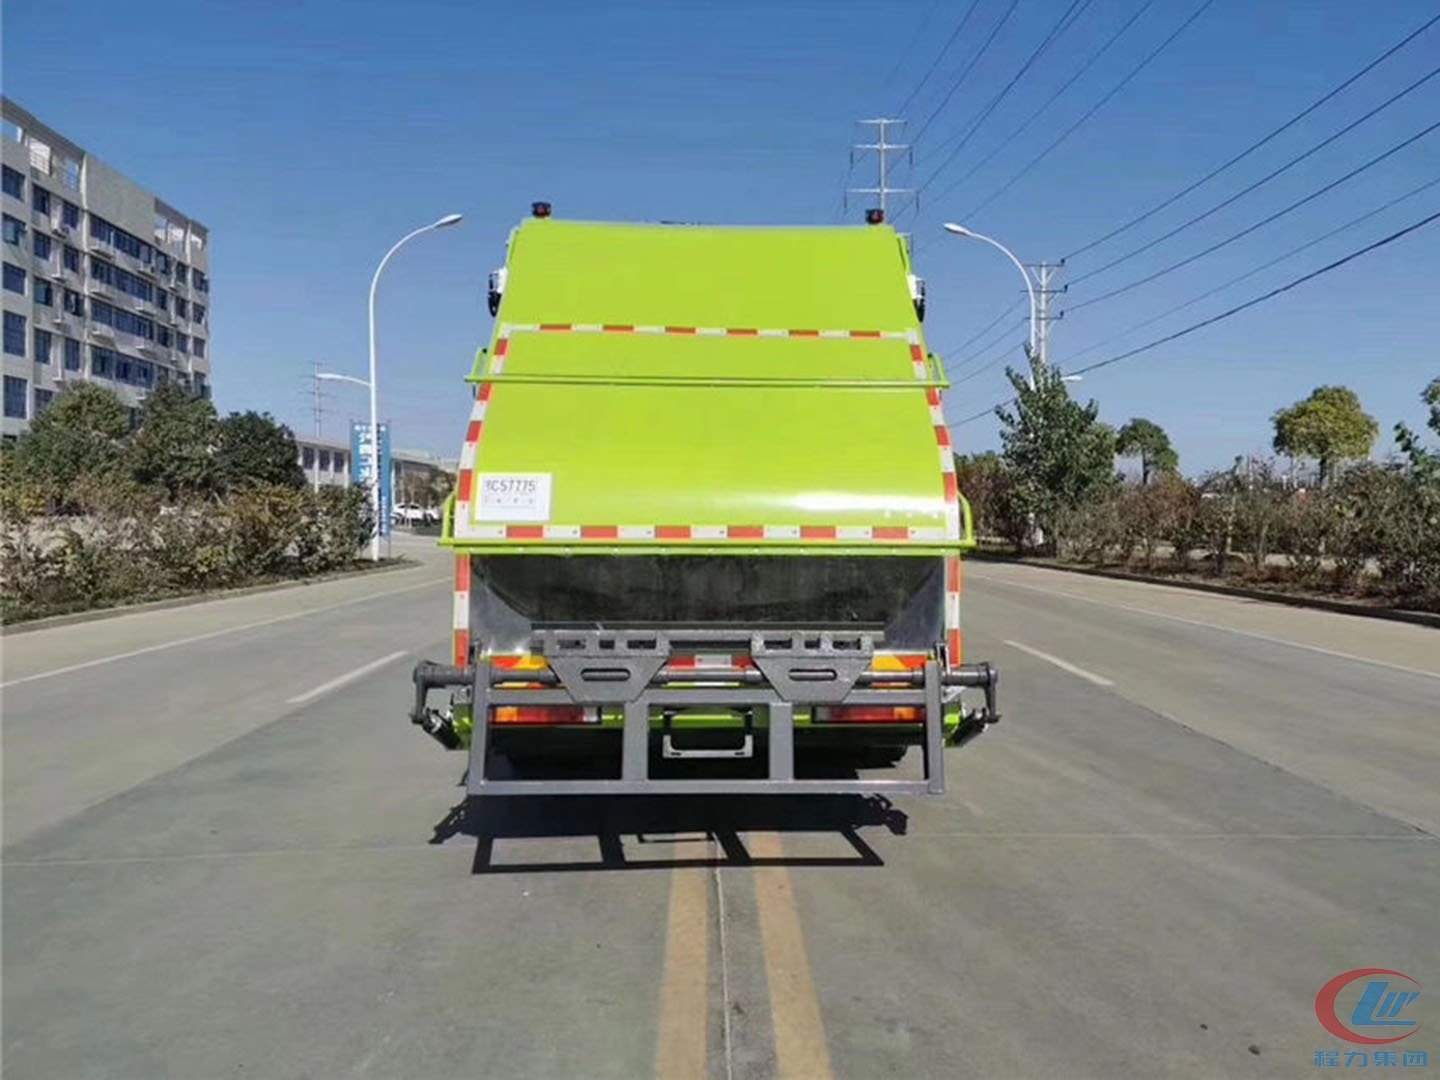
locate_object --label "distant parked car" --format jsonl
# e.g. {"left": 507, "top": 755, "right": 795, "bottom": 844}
{"left": 392, "top": 503, "right": 437, "bottom": 526}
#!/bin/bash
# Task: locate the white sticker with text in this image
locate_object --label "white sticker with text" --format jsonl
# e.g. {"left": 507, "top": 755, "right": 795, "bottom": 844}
{"left": 475, "top": 473, "right": 553, "bottom": 522}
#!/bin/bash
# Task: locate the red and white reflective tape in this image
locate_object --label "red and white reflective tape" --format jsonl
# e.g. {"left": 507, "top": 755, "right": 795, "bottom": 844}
{"left": 930, "top": 387, "right": 961, "bottom": 539}
{"left": 454, "top": 523, "right": 954, "bottom": 542}
{"left": 501, "top": 322, "right": 916, "bottom": 343}
{"left": 944, "top": 555, "right": 962, "bottom": 663}
{"left": 453, "top": 554, "right": 471, "bottom": 667}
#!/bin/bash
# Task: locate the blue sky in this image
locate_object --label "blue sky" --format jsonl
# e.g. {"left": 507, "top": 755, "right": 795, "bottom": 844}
{"left": 4, "top": 0, "right": 1437, "bottom": 472}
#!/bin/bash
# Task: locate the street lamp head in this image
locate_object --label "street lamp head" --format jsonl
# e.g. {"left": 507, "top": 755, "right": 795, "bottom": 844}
{"left": 942, "top": 222, "right": 974, "bottom": 237}
{"left": 433, "top": 213, "right": 464, "bottom": 229}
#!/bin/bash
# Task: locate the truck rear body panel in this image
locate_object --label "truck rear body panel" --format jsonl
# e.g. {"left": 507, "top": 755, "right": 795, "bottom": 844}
{"left": 410, "top": 216, "right": 998, "bottom": 794}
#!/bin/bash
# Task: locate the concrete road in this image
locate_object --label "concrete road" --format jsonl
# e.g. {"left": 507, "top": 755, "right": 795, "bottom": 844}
{"left": 3, "top": 547, "right": 1436, "bottom": 1079}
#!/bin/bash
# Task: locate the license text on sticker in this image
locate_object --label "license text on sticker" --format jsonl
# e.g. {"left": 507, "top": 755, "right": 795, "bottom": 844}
{"left": 475, "top": 473, "right": 553, "bottom": 522}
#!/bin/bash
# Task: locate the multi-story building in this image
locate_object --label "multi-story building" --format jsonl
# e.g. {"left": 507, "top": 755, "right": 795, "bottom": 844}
{"left": 2, "top": 98, "right": 211, "bottom": 437}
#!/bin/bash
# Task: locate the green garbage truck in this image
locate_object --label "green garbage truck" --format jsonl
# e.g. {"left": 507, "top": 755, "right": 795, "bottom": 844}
{"left": 409, "top": 204, "right": 998, "bottom": 795}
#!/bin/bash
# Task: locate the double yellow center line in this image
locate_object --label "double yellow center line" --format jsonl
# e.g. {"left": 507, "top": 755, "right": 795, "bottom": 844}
{"left": 655, "top": 834, "right": 835, "bottom": 1080}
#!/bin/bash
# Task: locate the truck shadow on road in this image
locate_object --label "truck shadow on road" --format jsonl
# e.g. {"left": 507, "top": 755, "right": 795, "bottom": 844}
{"left": 430, "top": 790, "right": 908, "bottom": 874}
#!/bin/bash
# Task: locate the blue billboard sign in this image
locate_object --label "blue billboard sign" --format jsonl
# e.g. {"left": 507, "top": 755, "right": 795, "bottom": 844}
{"left": 350, "top": 421, "right": 393, "bottom": 538}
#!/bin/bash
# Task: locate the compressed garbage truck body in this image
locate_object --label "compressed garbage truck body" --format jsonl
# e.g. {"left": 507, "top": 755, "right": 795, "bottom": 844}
{"left": 409, "top": 213, "right": 999, "bottom": 795}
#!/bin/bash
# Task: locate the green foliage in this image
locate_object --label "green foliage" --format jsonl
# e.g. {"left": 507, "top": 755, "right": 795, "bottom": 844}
{"left": 1272, "top": 385, "right": 1378, "bottom": 485}
{"left": 1393, "top": 375, "right": 1440, "bottom": 481}
{"left": 994, "top": 359, "right": 1116, "bottom": 552}
{"left": 9, "top": 383, "right": 130, "bottom": 507}
{"left": 1, "top": 484, "right": 373, "bottom": 622}
{"left": 215, "top": 410, "right": 306, "bottom": 492}
{"left": 129, "top": 382, "right": 220, "bottom": 498}
{"left": 1114, "top": 417, "right": 1179, "bottom": 484}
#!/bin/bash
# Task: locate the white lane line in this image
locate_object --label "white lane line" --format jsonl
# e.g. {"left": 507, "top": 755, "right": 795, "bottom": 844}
{"left": 2, "top": 577, "right": 447, "bottom": 689}
{"left": 977, "top": 574, "right": 1440, "bottom": 682}
{"left": 287, "top": 651, "right": 408, "bottom": 705}
{"left": 1004, "top": 639, "right": 1114, "bottom": 686}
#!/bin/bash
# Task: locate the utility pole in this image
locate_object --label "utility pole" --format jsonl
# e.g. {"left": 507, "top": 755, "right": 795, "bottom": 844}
{"left": 847, "top": 118, "right": 914, "bottom": 220}
{"left": 310, "top": 362, "right": 325, "bottom": 438}
{"left": 1027, "top": 261, "right": 1064, "bottom": 369}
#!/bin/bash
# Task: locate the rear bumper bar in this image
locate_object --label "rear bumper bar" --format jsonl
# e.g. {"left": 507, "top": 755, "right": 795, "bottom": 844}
{"left": 410, "top": 652, "right": 998, "bottom": 797}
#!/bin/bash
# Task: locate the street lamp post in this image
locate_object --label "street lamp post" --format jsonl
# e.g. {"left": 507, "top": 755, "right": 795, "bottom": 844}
{"left": 365, "top": 214, "right": 463, "bottom": 560}
{"left": 941, "top": 223, "right": 1040, "bottom": 383}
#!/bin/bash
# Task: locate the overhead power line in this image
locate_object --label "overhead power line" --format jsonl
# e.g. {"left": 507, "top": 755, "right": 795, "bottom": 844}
{"left": 926, "top": 0, "right": 1155, "bottom": 209}
{"left": 893, "top": 0, "right": 984, "bottom": 119}
{"left": 1062, "top": 173, "right": 1440, "bottom": 364}
{"left": 1064, "top": 9, "right": 1440, "bottom": 261}
{"left": 941, "top": 0, "right": 1215, "bottom": 219}
{"left": 916, "top": 0, "right": 1095, "bottom": 195}
{"left": 883, "top": 0, "right": 945, "bottom": 94}
{"left": 912, "top": 0, "right": 1022, "bottom": 144}
{"left": 1068, "top": 61, "right": 1440, "bottom": 286}
{"left": 949, "top": 315, "right": 1030, "bottom": 373}
{"left": 952, "top": 208, "right": 1440, "bottom": 425}
{"left": 944, "top": 298, "right": 1025, "bottom": 359}
{"left": 1066, "top": 117, "right": 1440, "bottom": 314}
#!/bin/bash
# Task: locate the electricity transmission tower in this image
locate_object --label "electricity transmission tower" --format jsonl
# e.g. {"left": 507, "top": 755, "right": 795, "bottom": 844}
{"left": 847, "top": 118, "right": 915, "bottom": 220}
{"left": 1027, "top": 261, "right": 1065, "bottom": 368}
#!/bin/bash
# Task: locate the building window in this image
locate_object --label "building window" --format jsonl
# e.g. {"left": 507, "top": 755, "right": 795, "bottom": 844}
{"left": 176, "top": 333, "right": 189, "bottom": 354}
{"left": 174, "top": 263, "right": 188, "bottom": 285}
{"left": 194, "top": 303, "right": 206, "bottom": 324}
{"left": 156, "top": 252, "right": 171, "bottom": 275}
{"left": 61, "top": 200, "right": 80, "bottom": 228}
{"left": 63, "top": 336, "right": 81, "bottom": 370}
{"left": 32, "top": 186, "right": 51, "bottom": 215}
{"left": 3, "top": 312, "right": 25, "bottom": 355}
{"left": 34, "top": 387, "right": 55, "bottom": 415}
{"left": 157, "top": 289, "right": 168, "bottom": 311}
{"left": 63, "top": 288, "right": 83, "bottom": 315}
{"left": 193, "top": 337, "right": 205, "bottom": 358}
{"left": 2, "top": 214, "right": 23, "bottom": 244}
{"left": 90, "top": 345, "right": 113, "bottom": 377}
{"left": 193, "top": 269, "right": 209, "bottom": 293}
{"left": 319, "top": 450, "right": 332, "bottom": 471}
{"left": 33, "top": 328, "right": 52, "bottom": 363}
{"left": 194, "top": 372, "right": 208, "bottom": 398}
{"left": 3, "top": 262, "right": 25, "bottom": 294}
{"left": 155, "top": 365, "right": 170, "bottom": 385}
{"left": 157, "top": 326, "right": 172, "bottom": 347}
{"left": 88, "top": 213, "right": 154, "bottom": 264}
{"left": 91, "top": 298, "right": 155, "bottom": 340}
{"left": 3, "top": 375, "right": 27, "bottom": 418}
{"left": 34, "top": 232, "right": 51, "bottom": 260}
{"left": 90, "top": 257, "right": 154, "bottom": 303}
{"left": 34, "top": 279, "right": 53, "bottom": 306}
{"left": 174, "top": 296, "right": 188, "bottom": 318}
{"left": 2, "top": 166, "right": 22, "bottom": 199}
{"left": 61, "top": 245, "right": 78, "bottom": 272}
{"left": 303, "top": 446, "right": 316, "bottom": 469}
{"left": 62, "top": 159, "right": 80, "bottom": 192}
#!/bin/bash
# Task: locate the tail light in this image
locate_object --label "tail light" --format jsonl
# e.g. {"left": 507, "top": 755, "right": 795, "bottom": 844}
{"left": 492, "top": 706, "right": 589, "bottom": 725}
{"left": 816, "top": 706, "right": 921, "bottom": 724}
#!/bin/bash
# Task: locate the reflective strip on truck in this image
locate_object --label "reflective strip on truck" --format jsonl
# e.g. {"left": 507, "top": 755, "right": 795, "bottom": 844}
{"left": 453, "top": 554, "right": 471, "bottom": 667}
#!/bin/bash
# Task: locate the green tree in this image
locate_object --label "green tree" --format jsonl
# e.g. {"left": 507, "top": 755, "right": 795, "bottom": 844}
{"left": 129, "top": 382, "right": 219, "bottom": 499}
{"left": 995, "top": 359, "right": 1116, "bottom": 552}
{"left": 1114, "top": 417, "right": 1179, "bottom": 485}
{"left": 10, "top": 383, "right": 131, "bottom": 506}
{"left": 1272, "top": 385, "right": 1377, "bottom": 486}
{"left": 215, "top": 411, "right": 306, "bottom": 492}
{"left": 1393, "top": 375, "right": 1440, "bottom": 480}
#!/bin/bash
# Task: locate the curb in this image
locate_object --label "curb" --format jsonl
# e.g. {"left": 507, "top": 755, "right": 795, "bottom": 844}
{"left": 1, "top": 559, "right": 416, "bottom": 637}
{"left": 968, "top": 552, "right": 1440, "bottom": 630}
